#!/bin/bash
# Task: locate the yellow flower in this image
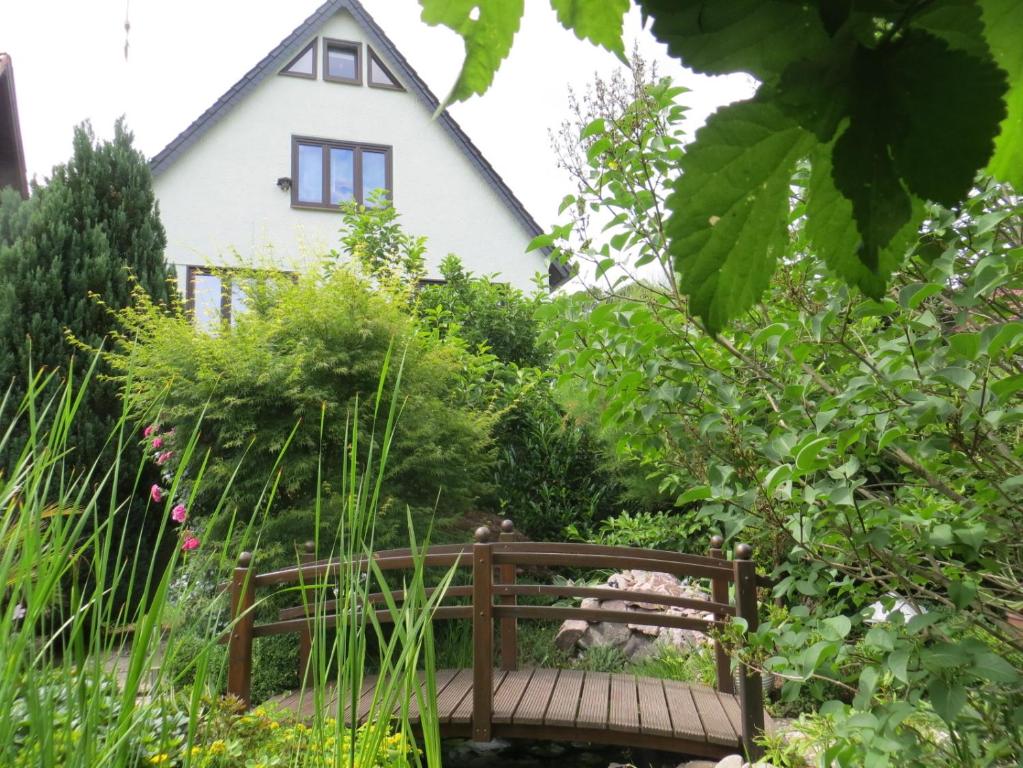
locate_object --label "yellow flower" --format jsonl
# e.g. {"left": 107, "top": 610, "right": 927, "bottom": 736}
{"left": 209, "top": 740, "right": 227, "bottom": 755}
{"left": 269, "top": 720, "right": 280, "bottom": 730}
{"left": 148, "top": 755, "right": 170, "bottom": 766}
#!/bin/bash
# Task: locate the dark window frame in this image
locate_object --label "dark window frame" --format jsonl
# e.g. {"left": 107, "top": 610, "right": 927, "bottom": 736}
{"left": 322, "top": 38, "right": 362, "bottom": 85}
{"left": 367, "top": 47, "right": 404, "bottom": 91}
{"left": 290, "top": 135, "right": 393, "bottom": 211}
{"left": 280, "top": 38, "right": 318, "bottom": 80}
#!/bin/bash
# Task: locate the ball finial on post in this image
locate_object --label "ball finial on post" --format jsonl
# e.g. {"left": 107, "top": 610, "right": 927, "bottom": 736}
{"left": 500, "top": 519, "right": 515, "bottom": 534}
{"left": 735, "top": 542, "right": 753, "bottom": 560}
{"left": 710, "top": 534, "right": 724, "bottom": 550}
{"left": 238, "top": 551, "right": 253, "bottom": 568}
{"left": 474, "top": 526, "right": 492, "bottom": 543}
{"left": 303, "top": 540, "right": 315, "bottom": 555}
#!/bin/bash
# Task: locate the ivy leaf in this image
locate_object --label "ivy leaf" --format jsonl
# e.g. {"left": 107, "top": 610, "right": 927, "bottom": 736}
{"left": 807, "top": 142, "right": 923, "bottom": 297}
{"left": 419, "top": 0, "right": 524, "bottom": 105}
{"left": 549, "top": 0, "right": 629, "bottom": 61}
{"left": 832, "top": 117, "right": 911, "bottom": 270}
{"left": 666, "top": 100, "right": 812, "bottom": 333}
{"left": 887, "top": 32, "right": 1007, "bottom": 207}
{"left": 638, "top": 0, "right": 830, "bottom": 81}
{"left": 980, "top": 0, "right": 1023, "bottom": 188}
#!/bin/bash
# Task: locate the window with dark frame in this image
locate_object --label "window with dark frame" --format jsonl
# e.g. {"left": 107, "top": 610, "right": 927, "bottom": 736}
{"left": 185, "top": 267, "right": 255, "bottom": 331}
{"left": 291, "top": 136, "right": 392, "bottom": 210}
{"left": 323, "top": 38, "right": 361, "bottom": 84}
{"left": 280, "top": 38, "right": 317, "bottom": 79}
{"left": 367, "top": 47, "right": 403, "bottom": 90}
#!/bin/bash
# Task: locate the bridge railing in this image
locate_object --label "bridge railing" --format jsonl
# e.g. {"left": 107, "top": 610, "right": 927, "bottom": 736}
{"left": 224, "top": 521, "right": 765, "bottom": 757}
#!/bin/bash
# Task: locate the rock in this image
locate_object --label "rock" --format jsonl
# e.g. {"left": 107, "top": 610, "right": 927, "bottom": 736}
{"left": 622, "top": 633, "right": 656, "bottom": 659}
{"left": 554, "top": 619, "right": 589, "bottom": 651}
{"left": 580, "top": 597, "right": 601, "bottom": 610}
{"left": 715, "top": 756, "right": 744, "bottom": 768}
{"left": 578, "top": 620, "right": 631, "bottom": 649}
{"left": 462, "top": 739, "right": 510, "bottom": 753}
{"left": 676, "top": 760, "right": 717, "bottom": 768}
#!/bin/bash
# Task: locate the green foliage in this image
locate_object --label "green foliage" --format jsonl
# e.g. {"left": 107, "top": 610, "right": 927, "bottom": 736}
{"left": 336, "top": 195, "right": 426, "bottom": 288}
{"left": 541, "top": 67, "right": 1023, "bottom": 764}
{"left": 103, "top": 265, "right": 495, "bottom": 547}
{"left": 573, "top": 509, "right": 708, "bottom": 553}
{"left": 189, "top": 700, "right": 417, "bottom": 768}
{"left": 418, "top": 255, "right": 546, "bottom": 367}
{"left": 0, "top": 119, "right": 171, "bottom": 471}
{"left": 424, "top": 0, "right": 1023, "bottom": 331}
{"left": 249, "top": 634, "right": 299, "bottom": 705}
{"left": 630, "top": 642, "right": 717, "bottom": 688}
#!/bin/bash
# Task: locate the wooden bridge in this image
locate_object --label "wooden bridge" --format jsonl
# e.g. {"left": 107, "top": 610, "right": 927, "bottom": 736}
{"left": 224, "top": 523, "right": 769, "bottom": 760}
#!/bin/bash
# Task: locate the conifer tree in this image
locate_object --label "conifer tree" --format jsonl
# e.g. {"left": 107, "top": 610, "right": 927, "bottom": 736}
{"left": 0, "top": 118, "right": 171, "bottom": 471}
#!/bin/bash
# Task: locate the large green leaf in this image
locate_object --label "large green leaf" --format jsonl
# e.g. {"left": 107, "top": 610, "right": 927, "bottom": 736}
{"left": 887, "top": 32, "right": 1007, "bottom": 207}
{"left": 419, "top": 0, "right": 524, "bottom": 105}
{"left": 807, "top": 142, "right": 924, "bottom": 297}
{"left": 638, "top": 0, "right": 830, "bottom": 81}
{"left": 914, "top": 0, "right": 990, "bottom": 59}
{"left": 831, "top": 116, "right": 911, "bottom": 269}
{"left": 666, "top": 100, "right": 813, "bottom": 332}
{"left": 549, "top": 0, "right": 629, "bottom": 59}
{"left": 980, "top": 0, "right": 1023, "bottom": 188}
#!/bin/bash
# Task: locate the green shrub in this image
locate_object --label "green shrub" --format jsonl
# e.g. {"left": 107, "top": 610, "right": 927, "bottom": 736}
{"left": 104, "top": 265, "right": 496, "bottom": 548}
{"left": 250, "top": 634, "right": 300, "bottom": 705}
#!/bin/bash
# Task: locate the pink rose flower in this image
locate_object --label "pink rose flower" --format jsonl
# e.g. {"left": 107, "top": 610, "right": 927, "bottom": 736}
{"left": 152, "top": 437, "right": 164, "bottom": 450}
{"left": 143, "top": 425, "right": 158, "bottom": 438}
{"left": 156, "top": 451, "right": 174, "bottom": 465}
{"left": 150, "top": 484, "right": 163, "bottom": 503}
{"left": 171, "top": 504, "right": 187, "bottom": 524}
{"left": 181, "top": 536, "right": 200, "bottom": 552}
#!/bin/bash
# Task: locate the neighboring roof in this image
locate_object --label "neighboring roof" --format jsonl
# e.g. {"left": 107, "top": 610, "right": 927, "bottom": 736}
{"left": 150, "top": 0, "right": 571, "bottom": 289}
{"left": 0, "top": 53, "right": 28, "bottom": 198}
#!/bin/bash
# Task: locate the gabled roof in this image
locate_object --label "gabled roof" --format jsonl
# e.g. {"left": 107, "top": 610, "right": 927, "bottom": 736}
{"left": 0, "top": 53, "right": 28, "bottom": 199}
{"left": 150, "top": 0, "right": 570, "bottom": 288}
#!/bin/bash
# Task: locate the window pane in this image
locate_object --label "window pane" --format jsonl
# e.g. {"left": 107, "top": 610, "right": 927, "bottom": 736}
{"left": 369, "top": 57, "right": 396, "bottom": 87}
{"left": 362, "top": 151, "right": 387, "bottom": 205}
{"left": 327, "top": 46, "right": 357, "bottom": 80}
{"left": 193, "top": 274, "right": 222, "bottom": 332}
{"left": 230, "top": 280, "right": 251, "bottom": 325}
{"left": 285, "top": 45, "right": 314, "bottom": 75}
{"left": 330, "top": 147, "right": 355, "bottom": 205}
{"left": 297, "top": 144, "right": 322, "bottom": 203}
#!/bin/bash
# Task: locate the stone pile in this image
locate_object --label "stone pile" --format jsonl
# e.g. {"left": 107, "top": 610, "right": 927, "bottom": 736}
{"left": 554, "top": 569, "right": 716, "bottom": 660}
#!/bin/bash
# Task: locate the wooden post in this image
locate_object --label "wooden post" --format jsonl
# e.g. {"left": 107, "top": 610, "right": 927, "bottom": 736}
{"left": 497, "top": 519, "right": 518, "bottom": 671}
{"left": 733, "top": 543, "right": 765, "bottom": 761}
{"left": 708, "top": 534, "right": 734, "bottom": 694}
{"left": 227, "top": 551, "right": 255, "bottom": 707}
{"left": 298, "top": 540, "right": 316, "bottom": 687}
{"left": 471, "top": 526, "right": 493, "bottom": 742}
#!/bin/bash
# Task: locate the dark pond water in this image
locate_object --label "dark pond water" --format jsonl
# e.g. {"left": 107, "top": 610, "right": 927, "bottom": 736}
{"left": 441, "top": 738, "right": 682, "bottom": 768}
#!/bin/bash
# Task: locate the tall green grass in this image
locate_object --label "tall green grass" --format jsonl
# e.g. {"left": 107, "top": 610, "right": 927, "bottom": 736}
{"left": 0, "top": 348, "right": 447, "bottom": 767}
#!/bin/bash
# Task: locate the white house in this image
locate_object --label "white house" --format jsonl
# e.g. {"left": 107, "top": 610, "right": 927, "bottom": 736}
{"left": 150, "top": 0, "right": 568, "bottom": 326}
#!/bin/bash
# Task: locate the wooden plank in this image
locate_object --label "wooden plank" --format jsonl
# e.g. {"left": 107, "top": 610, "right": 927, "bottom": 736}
{"left": 716, "top": 691, "right": 744, "bottom": 739}
{"left": 436, "top": 669, "right": 475, "bottom": 725}
{"left": 407, "top": 669, "right": 458, "bottom": 722}
{"left": 453, "top": 670, "right": 506, "bottom": 724}
{"left": 492, "top": 669, "right": 535, "bottom": 724}
{"left": 608, "top": 674, "right": 640, "bottom": 733}
{"left": 636, "top": 677, "right": 673, "bottom": 737}
{"left": 512, "top": 668, "right": 559, "bottom": 725}
{"left": 576, "top": 671, "right": 610, "bottom": 730}
{"left": 662, "top": 680, "right": 706, "bottom": 742}
{"left": 690, "top": 684, "right": 739, "bottom": 747}
{"left": 543, "top": 669, "right": 584, "bottom": 727}
{"left": 472, "top": 541, "right": 494, "bottom": 741}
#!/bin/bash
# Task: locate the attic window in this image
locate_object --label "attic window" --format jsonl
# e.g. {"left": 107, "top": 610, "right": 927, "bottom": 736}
{"left": 281, "top": 39, "right": 317, "bottom": 79}
{"left": 324, "top": 39, "right": 361, "bottom": 84}
{"left": 368, "top": 48, "right": 402, "bottom": 90}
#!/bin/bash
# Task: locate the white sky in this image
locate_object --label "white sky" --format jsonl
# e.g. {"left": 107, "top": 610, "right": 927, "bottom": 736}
{"left": 1, "top": 0, "right": 754, "bottom": 231}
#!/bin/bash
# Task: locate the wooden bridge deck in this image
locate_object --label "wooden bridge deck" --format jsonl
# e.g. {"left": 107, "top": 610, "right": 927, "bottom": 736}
{"left": 271, "top": 668, "right": 770, "bottom": 759}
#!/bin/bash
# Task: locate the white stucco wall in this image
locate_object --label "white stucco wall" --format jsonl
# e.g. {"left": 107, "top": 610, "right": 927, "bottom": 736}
{"left": 153, "top": 10, "right": 549, "bottom": 292}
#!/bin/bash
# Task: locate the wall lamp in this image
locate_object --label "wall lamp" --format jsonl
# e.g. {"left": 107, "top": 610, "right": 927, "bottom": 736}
{"left": 276, "top": 176, "right": 292, "bottom": 191}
